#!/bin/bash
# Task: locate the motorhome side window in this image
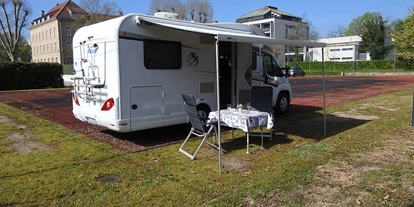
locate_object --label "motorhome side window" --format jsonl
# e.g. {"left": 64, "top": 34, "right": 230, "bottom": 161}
{"left": 144, "top": 40, "right": 182, "bottom": 69}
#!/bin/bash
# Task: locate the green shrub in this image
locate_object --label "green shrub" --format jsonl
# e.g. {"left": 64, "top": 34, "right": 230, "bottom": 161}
{"left": 0, "top": 62, "right": 63, "bottom": 90}
{"left": 287, "top": 60, "right": 414, "bottom": 76}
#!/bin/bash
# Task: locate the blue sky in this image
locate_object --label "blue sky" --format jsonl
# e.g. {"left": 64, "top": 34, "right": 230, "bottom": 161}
{"left": 27, "top": 0, "right": 413, "bottom": 38}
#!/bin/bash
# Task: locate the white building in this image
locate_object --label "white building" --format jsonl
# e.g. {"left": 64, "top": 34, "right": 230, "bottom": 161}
{"left": 309, "top": 36, "right": 370, "bottom": 62}
{"left": 236, "top": 6, "right": 309, "bottom": 65}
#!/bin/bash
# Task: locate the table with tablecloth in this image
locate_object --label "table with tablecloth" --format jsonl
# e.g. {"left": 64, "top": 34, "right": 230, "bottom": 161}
{"left": 208, "top": 109, "right": 273, "bottom": 154}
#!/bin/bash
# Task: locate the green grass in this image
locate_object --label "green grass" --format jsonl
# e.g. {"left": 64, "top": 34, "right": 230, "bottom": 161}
{"left": 0, "top": 89, "right": 414, "bottom": 206}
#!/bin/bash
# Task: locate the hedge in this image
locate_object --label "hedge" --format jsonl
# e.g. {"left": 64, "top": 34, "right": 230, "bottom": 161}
{"left": 287, "top": 60, "right": 414, "bottom": 71}
{"left": 0, "top": 62, "right": 64, "bottom": 90}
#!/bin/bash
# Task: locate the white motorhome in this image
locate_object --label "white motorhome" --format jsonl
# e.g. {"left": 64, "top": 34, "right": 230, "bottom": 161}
{"left": 71, "top": 13, "right": 325, "bottom": 132}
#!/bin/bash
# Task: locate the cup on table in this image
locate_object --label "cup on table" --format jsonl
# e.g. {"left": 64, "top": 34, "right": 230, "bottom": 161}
{"left": 227, "top": 104, "right": 232, "bottom": 110}
{"left": 246, "top": 103, "right": 251, "bottom": 111}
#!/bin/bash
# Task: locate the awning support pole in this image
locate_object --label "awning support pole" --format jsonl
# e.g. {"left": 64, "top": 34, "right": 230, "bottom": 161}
{"left": 215, "top": 36, "right": 222, "bottom": 174}
{"left": 322, "top": 47, "right": 326, "bottom": 136}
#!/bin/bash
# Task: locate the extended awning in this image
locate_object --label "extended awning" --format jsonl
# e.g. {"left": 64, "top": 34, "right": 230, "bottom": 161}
{"left": 135, "top": 15, "right": 327, "bottom": 48}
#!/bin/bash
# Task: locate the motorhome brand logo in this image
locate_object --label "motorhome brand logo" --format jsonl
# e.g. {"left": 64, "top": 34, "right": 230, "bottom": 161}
{"left": 186, "top": 52, "right": 199, "bottom": 67}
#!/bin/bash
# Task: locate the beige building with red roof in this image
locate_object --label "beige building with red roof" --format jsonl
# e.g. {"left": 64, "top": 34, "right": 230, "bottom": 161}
{"left": 29, "top": 0, "right": 86, "bottom": 64}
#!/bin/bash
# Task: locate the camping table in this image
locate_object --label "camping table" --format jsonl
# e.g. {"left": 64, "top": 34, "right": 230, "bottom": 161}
{"left": 208, "top": 109, "right": 273, "bottom": 154}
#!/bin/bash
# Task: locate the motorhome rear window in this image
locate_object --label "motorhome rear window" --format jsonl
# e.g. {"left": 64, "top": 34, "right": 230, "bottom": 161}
{"left": 144, "top": 40, "right": 182, "bottom": 69}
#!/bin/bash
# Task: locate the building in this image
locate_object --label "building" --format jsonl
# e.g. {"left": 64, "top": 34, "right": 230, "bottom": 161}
{"left": 308, "top": 36, "right": 368, "bottom": 62}
{"left": 29, "top": 0, "right": 86, "bottom": 64}
{"left": 309, "top": 36, "right": 395, "bottom": 62}
{"left": 236, "top": 6, "right": 309, "bottom": 64}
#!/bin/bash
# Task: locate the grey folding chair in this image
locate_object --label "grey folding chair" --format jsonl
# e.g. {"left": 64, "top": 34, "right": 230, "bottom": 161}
{"left": 179, "top": 94, "right": 220, "bottom": 160}
{"left": 249, "top": 86, "right": 274, "bottom": 148}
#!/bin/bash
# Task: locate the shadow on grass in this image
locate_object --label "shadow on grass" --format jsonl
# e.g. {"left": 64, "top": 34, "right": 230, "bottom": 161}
{"left": 274, "top": 104, "right": 371, "bottom": 141}
{"left": 103, "top": 104, "right": 370, "bottom": 150}
{"left": 102, "top": 124, "right": 191, "bottom": 147}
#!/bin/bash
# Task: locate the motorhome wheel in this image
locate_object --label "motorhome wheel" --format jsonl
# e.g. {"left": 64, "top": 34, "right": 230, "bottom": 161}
{"left": 275, "top": 93, "right": 290, "bottom": 114}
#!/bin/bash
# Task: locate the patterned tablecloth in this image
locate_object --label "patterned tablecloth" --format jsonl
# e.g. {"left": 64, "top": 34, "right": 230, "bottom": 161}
{"left": 208, "top": 109, "right": 273, "bottom": 132}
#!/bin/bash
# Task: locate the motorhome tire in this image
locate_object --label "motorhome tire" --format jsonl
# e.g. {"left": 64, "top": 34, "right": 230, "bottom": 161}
{"left": 275, "top": 93, "right": 290, "bottom": 114}
{"left": 196, "top": 105, "right": 211, "bottom": 125}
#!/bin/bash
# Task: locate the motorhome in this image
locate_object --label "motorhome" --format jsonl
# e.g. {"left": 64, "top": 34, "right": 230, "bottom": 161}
{"left": 71, "top": 13, "right": 325, "bottom": 132}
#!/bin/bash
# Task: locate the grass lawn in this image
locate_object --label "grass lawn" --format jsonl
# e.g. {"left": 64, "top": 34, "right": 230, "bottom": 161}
{"left": 0, "top": 89, "right": 413, "bottom": 206}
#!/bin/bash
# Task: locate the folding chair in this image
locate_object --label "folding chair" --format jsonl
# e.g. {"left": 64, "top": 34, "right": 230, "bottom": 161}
{"left": 179, "top": 94, "right": 221, "bottom": 160}
{"left": 249, "top": 86, "right": 274, "bottom": 148}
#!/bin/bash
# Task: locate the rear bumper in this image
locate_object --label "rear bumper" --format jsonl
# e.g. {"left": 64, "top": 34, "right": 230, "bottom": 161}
{"left": 72, "top": 109, "right": 130, "bottom": 133}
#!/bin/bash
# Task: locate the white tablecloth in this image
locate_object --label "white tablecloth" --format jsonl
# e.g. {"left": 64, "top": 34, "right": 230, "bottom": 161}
{"left": 208, "top": 109, "right": 273, "bottom": 132}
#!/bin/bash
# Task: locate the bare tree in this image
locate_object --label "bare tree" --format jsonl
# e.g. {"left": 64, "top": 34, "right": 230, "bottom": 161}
{"left": 327, "top": 25, "right": 347, "bottom": 37}
{"left": 165, "top": 0, "right": 186, "bottom": 19}
{"left": 186, "top": 0, "right": 198, "bottom": 21}
{"left": 150, "top": 0, "right": 213, "bottom": 22}
{"left": 78, "top": 0, "right": 121, "bottom": 26}
{"left": 0, "top": 0, "right": 30, "bottom": 62}
{"left": 150, "top": 0, "right": 166, "bottom": 13}
{"left": 197, "top": 0, "right": 213, "bottom": 23}
{"left": 150, "top": 0, "right": 186, "bottom": 19}
{"left": 301, "top": 13, "right": 320, "bottom": 40}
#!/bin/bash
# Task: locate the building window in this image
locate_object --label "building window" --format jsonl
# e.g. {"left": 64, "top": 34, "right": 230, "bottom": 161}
{"left": 330, "top": 58, "right": 340, "bottom": 60}
{"left": 50, "top": 29, "right": 52, "bottom": 38}
{"left": 330, "top": 49, "right": 340, "bottom": 52}
{"left": 342, "top": 57, "right": 353, "bottom": 60}
{"left": 47, "top": 44, "right": 49, "bottom": 52}
{"left": 65, "top": 27, "right": 71, "bottom": 36}
{"left": 51, "top": 43, "right": 53, "bottom": 52}
{"left": 66, "top": 42, "right": 72, "bottom": 49}
{"left": 42, "top": 31, "right": 44, "bottom": 40}
{"left": 46, "top": 30, "right": 48, "bottom": 39}
{"left": 54, "top": 28, "right": 56, "bottom": 37}
{"left": 144, "top": 40, "right": 181, "bottom": 69}
{"left": 56, "top": 57, "right": 59, "bottom": 63}
{"left": 67, "top": 57, "right": 73, "bottom": 64}
{"left": 55, "top": 42, "right": 57, "bottom": 51}
{"left": 48, "top": 58, "right": 50, "bottom": 62}
{"left": 342, "top": 48, "right": 353, "bottom": 51}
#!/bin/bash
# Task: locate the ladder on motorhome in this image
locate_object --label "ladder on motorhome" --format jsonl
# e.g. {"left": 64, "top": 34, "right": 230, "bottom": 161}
{"left": 71, "top": 41, "right": 106, "bottom": 103}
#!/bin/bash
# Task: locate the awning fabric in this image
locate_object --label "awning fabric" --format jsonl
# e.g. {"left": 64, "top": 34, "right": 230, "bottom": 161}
{"left": 135, "top": 15, "right": 327, "bottom": 47}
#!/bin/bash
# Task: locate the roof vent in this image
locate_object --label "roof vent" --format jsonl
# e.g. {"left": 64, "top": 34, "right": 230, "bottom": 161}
{"left": 154, "top": 12, "right": 179, "bottom": 19}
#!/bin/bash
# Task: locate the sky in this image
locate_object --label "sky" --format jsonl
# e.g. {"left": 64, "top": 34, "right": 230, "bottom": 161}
{"left": 26, "top": 0, "right": 413, "bottom": 38}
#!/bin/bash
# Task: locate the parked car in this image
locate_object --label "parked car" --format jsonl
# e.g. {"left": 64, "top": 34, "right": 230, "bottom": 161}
{"left": 289, "top": 66, "right": 305, "bottom": 77}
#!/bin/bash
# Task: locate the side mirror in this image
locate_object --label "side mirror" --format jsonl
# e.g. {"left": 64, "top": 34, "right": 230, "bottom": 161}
{"left": 284, "top": 67, "right": 290, "bottom": 77}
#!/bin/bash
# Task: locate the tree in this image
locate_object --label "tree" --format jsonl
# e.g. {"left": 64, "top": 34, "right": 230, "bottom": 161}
{"left": 359, "top": 14, "right": 391, "bottom": 60}
{"left": 150, "top": 0, "right": 214, "bottom": 23}
{"left": 0, "top": 34, "right": 30, "bottom": 61}
{"left": 327, "top": 25, "right": 347, "bottom": 37}
{"left": 78, "top": 0, "right": 121, "bottom": 26}
{"left": 345, "top": 12, "right": 387, "bottom": 36}
{"left": 16, "top": 36, "right": 30, "bottom": 61}
{"left": 393, "top": 7, "right": 414, "bottom": 59}
{"left": 389, "top": 19, "right": 404, "bottom": 36}
{"left": 0, "top": 0, "right": 30, "bottom": 62}
{"left": 151, "top": 0, "right": 186, "bottom": 20}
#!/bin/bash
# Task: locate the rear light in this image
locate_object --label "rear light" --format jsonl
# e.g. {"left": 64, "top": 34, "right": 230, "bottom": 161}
{"left": 101, "top": 98, "right": 114, "bottom": 111}
{"left": 72, "top": 93, "right": 80, "bottom": 106}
